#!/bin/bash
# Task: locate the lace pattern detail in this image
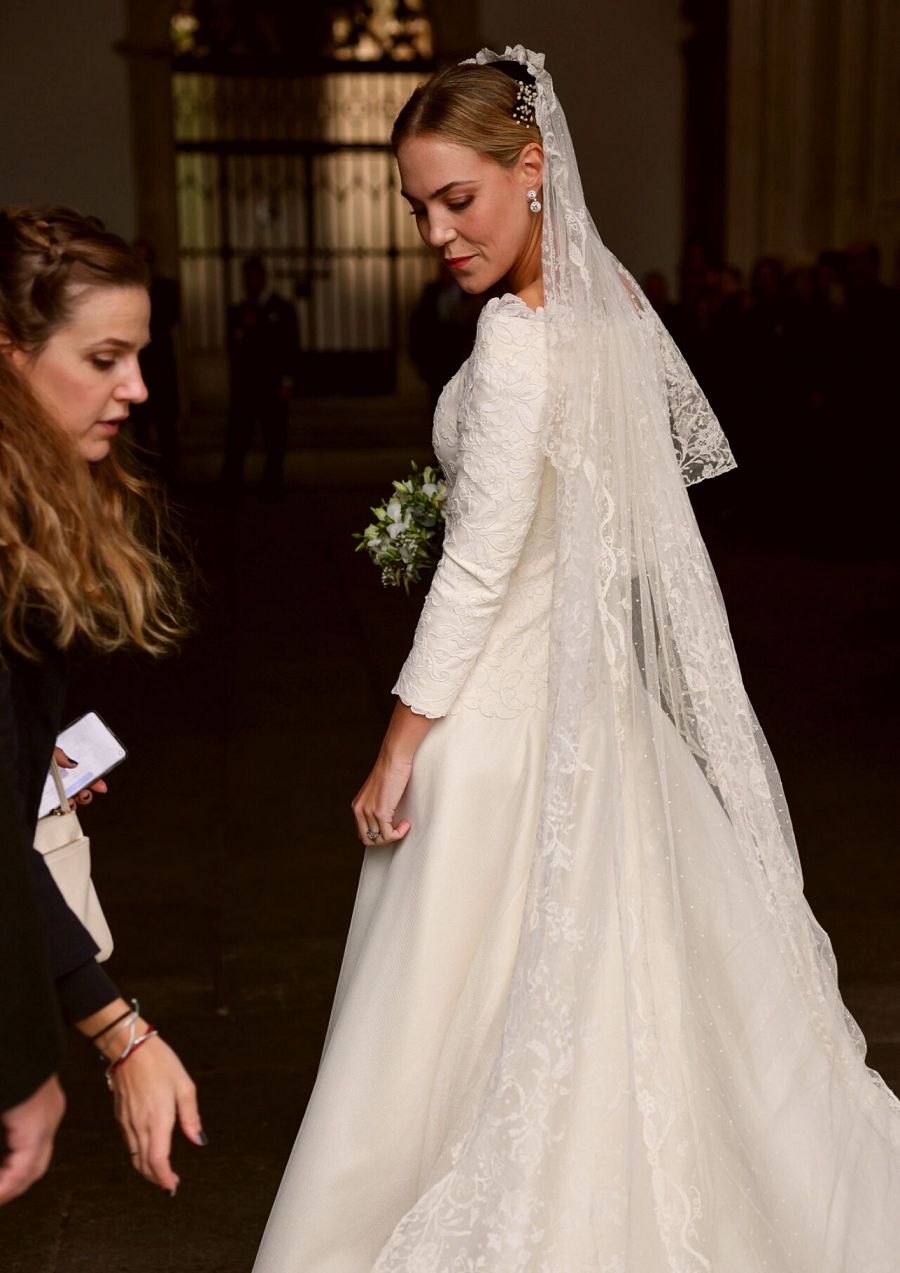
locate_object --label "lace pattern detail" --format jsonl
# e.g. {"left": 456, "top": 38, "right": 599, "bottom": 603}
{"left": 393, "top": 300, "right": 550, "bottom": 719}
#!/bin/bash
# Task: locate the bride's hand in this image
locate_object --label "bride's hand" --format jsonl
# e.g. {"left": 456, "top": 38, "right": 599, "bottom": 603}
{"left": 351, "top": 751, "right": 413, "bottom": 846}
{"left": 351, "top": 701, "right": 436, "bottom": 846}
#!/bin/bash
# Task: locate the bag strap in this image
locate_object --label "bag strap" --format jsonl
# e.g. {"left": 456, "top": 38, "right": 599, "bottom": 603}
{"left": 49, "top": 757, "right": 70, "bottom": 814}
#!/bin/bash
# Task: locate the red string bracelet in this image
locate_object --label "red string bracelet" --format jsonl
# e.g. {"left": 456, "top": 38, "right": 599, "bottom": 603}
{"left": 105, "top": 1027, "right": 158, "bottom": 1088}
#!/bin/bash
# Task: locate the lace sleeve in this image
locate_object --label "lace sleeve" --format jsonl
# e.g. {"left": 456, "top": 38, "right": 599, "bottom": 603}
{"left": 393, "top": 308, "right": 548, "bottom": 718}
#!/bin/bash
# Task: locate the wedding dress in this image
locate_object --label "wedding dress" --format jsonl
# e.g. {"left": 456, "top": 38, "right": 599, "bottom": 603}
{"left": 254, "top": 47, "right": 900, "bottom": 1273}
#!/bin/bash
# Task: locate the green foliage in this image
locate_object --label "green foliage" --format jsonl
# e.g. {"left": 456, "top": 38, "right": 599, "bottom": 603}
{"left": 354, "top": 462, "right": 448, "bottom": 592}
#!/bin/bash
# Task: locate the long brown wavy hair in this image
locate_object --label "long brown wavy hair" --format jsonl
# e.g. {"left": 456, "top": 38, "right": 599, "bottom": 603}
{"left": 0, "top": 206, "right": 189, "bottom": 658}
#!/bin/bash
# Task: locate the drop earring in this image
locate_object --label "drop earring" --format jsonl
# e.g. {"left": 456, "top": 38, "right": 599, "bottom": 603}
{"left": 527, "top": 188, "right": 542, "bottom": 213}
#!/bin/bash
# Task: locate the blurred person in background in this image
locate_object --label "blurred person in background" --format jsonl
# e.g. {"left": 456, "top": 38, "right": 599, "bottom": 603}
{"left": 221, "top": 255, "right": 298, "bottom": 499}
{"left": 409, "top": 261, "right": 486, "bottom": 409}
{"left": 833, "top": 241, "right": 900, "bottom": 544}
{"left": 131, "top": 238, "right": 181, "bottom": 485}
{"left": 640, "top": 267, "right": 680, "bottom": 335}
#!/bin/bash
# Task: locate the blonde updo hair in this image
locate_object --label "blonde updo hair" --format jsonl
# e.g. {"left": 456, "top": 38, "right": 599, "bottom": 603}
{"left": 0, "top": 206, "right": 189, "bottom": 658}
{"left": 391, "top": 63, "right": 541, "bottom": 167}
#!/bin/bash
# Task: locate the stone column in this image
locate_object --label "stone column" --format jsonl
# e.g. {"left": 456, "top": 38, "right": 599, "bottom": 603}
{"left": 121, "top": 0, "right": 179, "bottom": 275}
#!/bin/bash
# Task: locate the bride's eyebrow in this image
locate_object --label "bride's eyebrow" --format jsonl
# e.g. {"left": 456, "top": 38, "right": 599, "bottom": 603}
{"left": 401, "top": 179, "right": 479, "bottom": 202}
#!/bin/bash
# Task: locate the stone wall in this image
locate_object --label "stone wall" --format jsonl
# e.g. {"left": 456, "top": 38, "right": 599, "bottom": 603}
{"left": 478, "top": 0, "right": 685, "bottom": 283}
{"left": 0, "top": 0, "right": 135, "bottom": 238}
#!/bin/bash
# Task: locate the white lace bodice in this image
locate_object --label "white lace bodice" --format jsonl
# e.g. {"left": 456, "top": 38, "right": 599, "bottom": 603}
{"left": 393, "top": 295, "right": 555, "bottom": 720}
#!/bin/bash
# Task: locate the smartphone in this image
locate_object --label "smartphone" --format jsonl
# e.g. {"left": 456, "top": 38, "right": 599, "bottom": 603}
{"left": 38, "top": 712, "right": 128, "bottom": 818}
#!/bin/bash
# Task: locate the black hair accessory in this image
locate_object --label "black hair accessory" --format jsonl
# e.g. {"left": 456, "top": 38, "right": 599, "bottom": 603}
{"left": 493, "top": 60, "right": 538, "bottom": 127}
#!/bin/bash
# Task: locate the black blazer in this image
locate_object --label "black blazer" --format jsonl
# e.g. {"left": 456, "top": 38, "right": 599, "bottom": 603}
{"left": 0, "top": 632, "right": 118, "bottom": 1107}
{"left": 0, "top": 749, "right": 62, "bottom": 1110}
{"left": 227, "top": 291, "right": 299, "bottom": 394}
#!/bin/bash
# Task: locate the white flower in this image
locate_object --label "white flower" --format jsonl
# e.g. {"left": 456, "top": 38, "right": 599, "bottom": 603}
{"left": 356, "top": 462, "right": 447, "bottom": 590}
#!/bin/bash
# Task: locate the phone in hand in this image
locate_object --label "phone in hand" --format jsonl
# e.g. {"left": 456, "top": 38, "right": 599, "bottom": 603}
{"left": 38, "top": 712, "right": 128, "bottom": 818}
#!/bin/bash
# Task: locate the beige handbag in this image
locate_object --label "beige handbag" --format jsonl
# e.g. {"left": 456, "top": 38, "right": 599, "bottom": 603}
{"left": 32, "top": 759, "right": 114, "bottom": 962}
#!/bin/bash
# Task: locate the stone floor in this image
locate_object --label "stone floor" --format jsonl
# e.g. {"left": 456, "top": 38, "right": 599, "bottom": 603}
{"left": 2, "top": 429, "right": 897, "bottom": 1271}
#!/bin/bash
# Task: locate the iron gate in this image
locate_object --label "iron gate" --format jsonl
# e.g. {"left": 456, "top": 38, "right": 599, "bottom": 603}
{"left": 173, "top": 69, "right": 434, "bottom": 394}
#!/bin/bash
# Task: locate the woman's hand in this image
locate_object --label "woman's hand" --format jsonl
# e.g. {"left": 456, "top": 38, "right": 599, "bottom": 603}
{"left": 77, "top": 1001, "right": 204, "bottom": 1194}
{"left": 53, "top": 747, "right": 107, "bottom": 808}
{"left": 352, "top": 752, "right": 414, "bottom": 846}
{"left": 351, "top": 700, "right": 436, "bottom": 846}
{"left": 0, "top": 1075, "right": 66, "bottom": 1205}
{"left": 108, "top": 1030, "right": 203, "bottom": 1194}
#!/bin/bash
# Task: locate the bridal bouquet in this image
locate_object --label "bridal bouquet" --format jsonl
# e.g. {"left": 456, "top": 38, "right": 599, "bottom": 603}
{"left": 355, "top": 462, "right": 447, "bottom": 591}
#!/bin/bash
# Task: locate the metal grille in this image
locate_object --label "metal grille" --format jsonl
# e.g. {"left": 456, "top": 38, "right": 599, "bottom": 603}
{"left": 173, "top": 70, "right": 434, "bottom": 393}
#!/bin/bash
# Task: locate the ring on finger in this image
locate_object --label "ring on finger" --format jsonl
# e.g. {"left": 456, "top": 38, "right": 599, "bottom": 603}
{"left": 366, "top": 829, "right": 379, "bottom": 842}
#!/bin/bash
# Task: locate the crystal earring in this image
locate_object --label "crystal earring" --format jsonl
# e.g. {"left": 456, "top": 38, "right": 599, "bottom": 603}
{"left": 527, "top": 188, "right": 542, "bottom": 213}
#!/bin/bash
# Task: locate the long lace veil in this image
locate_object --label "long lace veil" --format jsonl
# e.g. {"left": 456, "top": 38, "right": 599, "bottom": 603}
{"left": 375, "top": 45, "right": 900, "bottom": 1271}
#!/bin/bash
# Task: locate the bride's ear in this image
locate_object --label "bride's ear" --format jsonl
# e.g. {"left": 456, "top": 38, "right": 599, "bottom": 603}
{"left": 517, "top": 141, "right": 544, "bottom": 195}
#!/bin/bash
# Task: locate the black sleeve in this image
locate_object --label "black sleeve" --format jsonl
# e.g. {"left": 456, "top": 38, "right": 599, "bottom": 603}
{"left": 28, "top": 849, "right": 102, "bottom": 974}
{"left": 0, "top": 754, "right": 64, "bottom": 1111}
{"left": 31, "top": 843, "right": 121, "bottom": 1023}
{"left": 1, "top": 649, "right": 120, "bottom": 1036}
{"left": 25, "top": 801, "right": 121, "bottom": 1025}
{"left": 55, "top": 961, "right": 120, "bottom": 1025}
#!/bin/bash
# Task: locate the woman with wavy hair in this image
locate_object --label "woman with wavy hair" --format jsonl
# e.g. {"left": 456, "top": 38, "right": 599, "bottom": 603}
{"left": 254, "top": 47, "right": 899, "bottom": 1272}
{"left": 0, "top": 206, "right": 205, "bottom": 1199}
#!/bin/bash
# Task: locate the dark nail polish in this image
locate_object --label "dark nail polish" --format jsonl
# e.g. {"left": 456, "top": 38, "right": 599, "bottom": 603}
{"left": 197, "top": 1130, "right": 208, "bottom": 1146}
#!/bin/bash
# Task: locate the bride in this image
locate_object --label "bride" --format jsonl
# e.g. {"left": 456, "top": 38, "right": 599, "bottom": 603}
{"left": 254, "top": 46, "right": 900, "bottom": 1272}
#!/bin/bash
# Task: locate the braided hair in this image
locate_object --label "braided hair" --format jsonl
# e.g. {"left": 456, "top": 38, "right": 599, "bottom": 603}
{"left": 0, "top": 206, "right": 189, "bottom": 657}
{"left": 0, "top": 206, "right": 148, "bottom": 349}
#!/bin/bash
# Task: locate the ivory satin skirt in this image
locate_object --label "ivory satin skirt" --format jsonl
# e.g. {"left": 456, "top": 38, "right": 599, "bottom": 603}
{"left": 254, "top": 692, "right": 900, "bottom": 1272}
{"left": 253, "top": 706, "right": 551, "bottom": 1272}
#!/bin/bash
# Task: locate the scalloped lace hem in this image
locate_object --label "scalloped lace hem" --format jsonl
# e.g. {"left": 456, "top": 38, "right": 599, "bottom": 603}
{"left": 392, "top": 689, "right": 447, "bottom": 720}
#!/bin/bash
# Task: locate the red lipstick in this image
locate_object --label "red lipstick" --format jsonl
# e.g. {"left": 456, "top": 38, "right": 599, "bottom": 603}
{"left": 446, "top": 255, "right": 475, "bottom": 270}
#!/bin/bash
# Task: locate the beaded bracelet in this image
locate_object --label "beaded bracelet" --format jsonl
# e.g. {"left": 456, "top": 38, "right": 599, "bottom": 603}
{"left": 104, "top": 1026, "right": 159, "bottom": 1089}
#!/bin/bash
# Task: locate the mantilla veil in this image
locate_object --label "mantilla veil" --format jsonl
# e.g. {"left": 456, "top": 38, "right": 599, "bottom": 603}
{"left": 372, "top": 45, "right": 900, "bottom": 1272}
